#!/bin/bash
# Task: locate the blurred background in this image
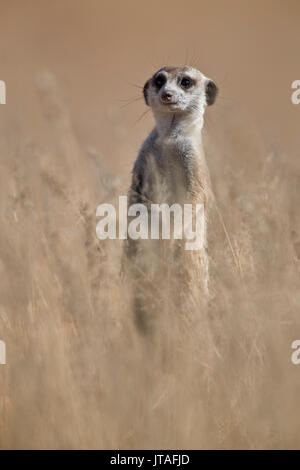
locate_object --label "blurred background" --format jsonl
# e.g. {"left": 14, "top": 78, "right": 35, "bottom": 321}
{"left": 1, "top": 0, "right": 300, "bottom": 167}
{"left": 0, "top": 0, "right": 300, "bottom": 450}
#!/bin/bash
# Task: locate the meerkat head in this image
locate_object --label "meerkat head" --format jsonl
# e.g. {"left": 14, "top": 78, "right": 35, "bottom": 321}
{"left": 143, "top": 66, "right": 218, "bottom": 120}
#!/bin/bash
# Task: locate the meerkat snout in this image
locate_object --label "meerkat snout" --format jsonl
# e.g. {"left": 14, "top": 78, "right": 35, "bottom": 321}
{"left": 160, "top": 90, "right": 174, "bottom": 104}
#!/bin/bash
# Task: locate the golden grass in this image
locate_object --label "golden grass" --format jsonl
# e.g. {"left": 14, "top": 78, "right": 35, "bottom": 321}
{"left": 0, "top": 72, "right": 300, "bottom": 449}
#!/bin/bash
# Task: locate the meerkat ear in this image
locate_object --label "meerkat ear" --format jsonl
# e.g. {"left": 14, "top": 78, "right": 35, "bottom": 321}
{"left": 143, "top": 79, "right": 151, "bottom": 106}
{"left": 205, "top": 79, "right": 218, "bottom": 106}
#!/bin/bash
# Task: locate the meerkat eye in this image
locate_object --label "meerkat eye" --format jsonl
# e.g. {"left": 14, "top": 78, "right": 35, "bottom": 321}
{"left": 180, "top": 76, "right": 194, "bottom": 89}
{"left": 154, "top": 74, "right": 166, "bottom": 89}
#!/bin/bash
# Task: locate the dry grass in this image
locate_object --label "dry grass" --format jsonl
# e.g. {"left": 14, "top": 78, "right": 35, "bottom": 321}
{"left": 0, "top": 72, "right": 300, "bottom": 450}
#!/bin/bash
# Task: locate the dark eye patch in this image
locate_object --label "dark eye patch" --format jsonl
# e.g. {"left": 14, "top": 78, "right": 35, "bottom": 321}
{"left": 154, "top": 74, "right": 166, "bottom": 89}
{"left": 180, "top": 76, "right": 194, "bottom": 89}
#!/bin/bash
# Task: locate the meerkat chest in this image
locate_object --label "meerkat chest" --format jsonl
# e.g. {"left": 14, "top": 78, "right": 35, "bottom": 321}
{"left": 156, "top": 136, "right": 205, "bottom": 202}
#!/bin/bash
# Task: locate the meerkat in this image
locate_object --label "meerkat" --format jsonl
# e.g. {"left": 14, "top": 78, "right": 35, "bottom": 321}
{"left": 124, "top": 66, "right": 218, "bottom": 334}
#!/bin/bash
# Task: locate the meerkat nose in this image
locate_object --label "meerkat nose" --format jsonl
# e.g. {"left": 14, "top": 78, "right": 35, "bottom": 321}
{"left": 161, "top": 91, "right": 173, "bottom": 103}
